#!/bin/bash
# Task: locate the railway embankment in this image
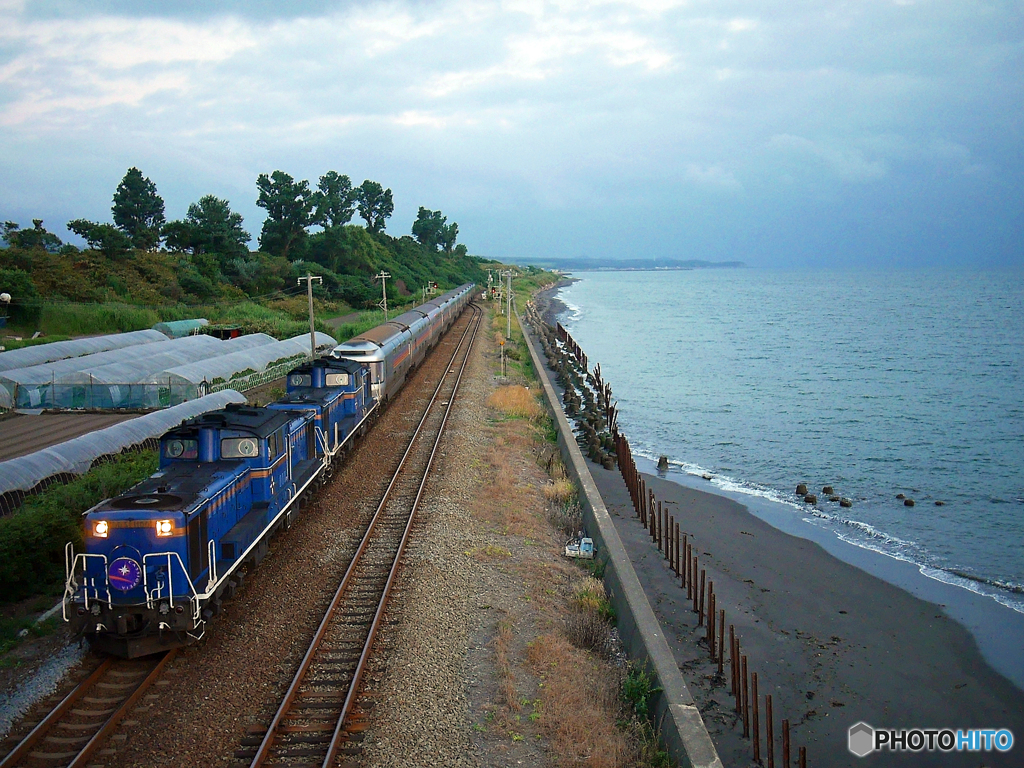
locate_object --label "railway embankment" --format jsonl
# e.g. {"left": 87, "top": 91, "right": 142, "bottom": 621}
{"left": 518, "top": 304, "right": 723, "bottom": 768}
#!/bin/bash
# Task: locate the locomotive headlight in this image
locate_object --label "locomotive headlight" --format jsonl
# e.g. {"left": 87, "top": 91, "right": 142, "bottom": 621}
{"left": 93, "top": 520, "right": 109, "bottom": 538}
{"left": 155, "top": 519, "right": 174, "bottom": 537}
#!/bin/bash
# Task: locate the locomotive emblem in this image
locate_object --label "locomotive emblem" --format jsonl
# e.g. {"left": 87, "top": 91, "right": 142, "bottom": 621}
{"left": 108, "top": 557, "right": 142, "bottom": 591}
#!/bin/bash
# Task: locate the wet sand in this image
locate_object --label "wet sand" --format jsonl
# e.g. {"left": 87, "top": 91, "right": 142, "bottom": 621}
{"left": 591, "top": 464, "right": 1024, "bottom": 767}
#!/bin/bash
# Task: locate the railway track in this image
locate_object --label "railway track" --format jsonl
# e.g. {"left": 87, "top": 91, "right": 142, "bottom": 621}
{"left": 0, "top": 651, "right": 175, "bottom": 768}
{"left": 237, "top": 303, "right": 482, "bottom": 767}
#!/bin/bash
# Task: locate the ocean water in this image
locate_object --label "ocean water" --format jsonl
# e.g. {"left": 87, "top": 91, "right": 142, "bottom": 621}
{"left": 556, "top": 269, "right": 1024, "bottom": 615}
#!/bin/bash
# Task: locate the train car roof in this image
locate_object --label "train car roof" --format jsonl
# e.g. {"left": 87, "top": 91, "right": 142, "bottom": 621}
{"left": 334, "top": 282, "right": 475, "bottom": 352}
{"left": 171, "top": 403, "right": 295, "bottom": 438}
{"left": 345, "top": 323, "right": 404, "bottom": 348}
{"left": 389, "top": 309, "right": 429, "bottom": 329}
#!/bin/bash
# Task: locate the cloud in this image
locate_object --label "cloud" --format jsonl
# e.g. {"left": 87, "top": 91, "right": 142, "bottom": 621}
{"left": 686, "top": 163, "right": 742, "bottom": 191}
{"left": 0, "top": 0, "right": 1020, "bottom": 268}
{"left": 768, "top": 134, "right": 888, "bottom": 182}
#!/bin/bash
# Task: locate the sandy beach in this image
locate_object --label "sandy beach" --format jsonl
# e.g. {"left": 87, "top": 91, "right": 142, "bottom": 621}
{"left": 591, "top": 465, "right": 1024, "bottom": 767}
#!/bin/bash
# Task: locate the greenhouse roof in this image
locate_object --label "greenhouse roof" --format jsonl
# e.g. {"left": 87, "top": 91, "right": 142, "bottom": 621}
{"left": 154, "top": 332, "right": 336, "bottom": 386}
{"left": 0, "top": 334, "right": 224, "bottom": 388}
{"left": 152, "top": 319, "right": 209, "bottom": 338}
{"left": 0, "top": 330, "right": 166, "bottom": 374}
{"left": 0, "top": 390, "right": 246, "bottom": 496}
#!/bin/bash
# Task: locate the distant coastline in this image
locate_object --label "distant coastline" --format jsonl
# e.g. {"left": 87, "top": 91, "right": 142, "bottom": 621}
{"left": 516, "top": 258, "right": 744, "bottom": 272}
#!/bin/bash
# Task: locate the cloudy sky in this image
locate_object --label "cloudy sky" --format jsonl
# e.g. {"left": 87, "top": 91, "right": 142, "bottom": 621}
{"left": 1, "top": 0, "right": 1021, "bottom": 268}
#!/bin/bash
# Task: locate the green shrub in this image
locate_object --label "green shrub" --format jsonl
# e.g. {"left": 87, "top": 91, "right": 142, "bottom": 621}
{"left": 39, "top": 303, "right": 160, "bottom": 335}
{"left": 0, "top": 450, "right": 158, "bottom": 604}
{"left": 622, "top": 663, "right": 662, "bottom": 720}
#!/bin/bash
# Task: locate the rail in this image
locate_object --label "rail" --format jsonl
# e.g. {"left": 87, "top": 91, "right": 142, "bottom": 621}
{"left": 0, "top": 651, "right": 177, "bottom": 768}
{"left": 245, "top": 303, "right": 482, "bottom": 768}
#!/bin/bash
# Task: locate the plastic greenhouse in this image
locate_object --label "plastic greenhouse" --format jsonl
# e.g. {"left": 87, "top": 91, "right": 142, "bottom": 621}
{"left": 152, "top": 319, "right": 209, "bottom": 338}
{"left": 0, "top": 390, "right": 246, "bottom": 515}
{"left": 45, "top": 334, "right": 276, "bottom": 410}
{"left": 151, "top": 332, "right": 337, "bottom": 404}
{"left": 0, "top": 335, "right": 224, "bottom": 410}
{"left": 0, "top": 330, "right": 166, "bottom": 374}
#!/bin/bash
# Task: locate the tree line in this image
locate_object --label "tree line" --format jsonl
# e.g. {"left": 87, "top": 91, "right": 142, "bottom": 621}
{"left": 2, "top": 167, "right": 483, "bottom": 313}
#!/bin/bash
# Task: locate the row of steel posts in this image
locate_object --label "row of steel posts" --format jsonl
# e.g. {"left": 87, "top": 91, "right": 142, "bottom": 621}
{"left": 615, "top": 431, "right": 807, "bottom": 768}
{"left": 540, "top": 312, "right": 809, "bottom": 767}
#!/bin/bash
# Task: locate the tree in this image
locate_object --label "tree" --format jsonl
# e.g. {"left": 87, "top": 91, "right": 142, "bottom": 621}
{"left": 66, "top": 220, "right": 133, "bottom": 258}
{"left": 111, "top": 167, "right": 165, "bottom": 249}
{"left": 412, "top": 207, "right": 446, "bottom": 251}
{"left": 256, "top": 170, "right": 315, "bottom": 259}
{"left": 314, "top": 172, "right": 357, "bottom": 229}
{"left": 439, "top": 221, "right": 459, "bottom": 254}
{"left": 0, "top": 268, "right": 41, "bottom": 326}
{"left": 412, "top": 207, "right": 459, "bottom": 253}
{"left": 163, "top": 195, "right": 251, "bottom": 259}
{"left": 355, "top": 180, "right": 394, "bottom": 234}
{"left": 1, "top": 220, "right": 63, "bottom": 252}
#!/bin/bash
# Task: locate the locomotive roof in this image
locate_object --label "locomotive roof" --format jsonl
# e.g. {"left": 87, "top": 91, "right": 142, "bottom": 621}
{"left": 171, "top": 403, "right": 294, "bottom": 438}
{"left": 289, "top": 357, "right": 363, "bottom": 376}
{"left": 93, "top": 460, "right": 243, "bottom": 515}
{"left": 270, "top": 389, "right": 338, "bottom": 407}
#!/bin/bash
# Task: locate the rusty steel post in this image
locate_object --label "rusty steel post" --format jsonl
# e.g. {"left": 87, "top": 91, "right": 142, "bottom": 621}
{"left": 729, "top": 625, "right": 736, "bottom": 694}
{"left": 742, "top": 655, "right": 750, "bottom": 738}
{"left": 692, "top": 556, "right": 698, "bottom": 610}
{"left": 685, "top": 545, "right": 691, "bottom": 596}
{"left": 699, "top": 569, "right": 706, "bottom": 625}
{"left": 799, "top": 746, "right": 806, "bottom": 768}
{"left": 753, "top": 673, "right": 760, "bottom": 763}
{"left": 707, "top": 588, "right": 715, "bottom": 648}
{"left": 767, "top": 694, "right": 775, "bottom": 768}
{"left": 718, "top": 611, "right": 725, "bottom": 674}
{"left": 783, "top": 719, "right": 790, "bottom": 767}
{"left": 724, "top": 622, "right": 733, "bottom": 688}
{"left": 734, "top": 637, "right": 742, "bottom": 713}
{"left": 674, "top": 522, "right": 681, "bottom": 576}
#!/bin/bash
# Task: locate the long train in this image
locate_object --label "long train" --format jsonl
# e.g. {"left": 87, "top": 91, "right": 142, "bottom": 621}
{"left": 63, "top": 283, "right": 475, "bottom": 657}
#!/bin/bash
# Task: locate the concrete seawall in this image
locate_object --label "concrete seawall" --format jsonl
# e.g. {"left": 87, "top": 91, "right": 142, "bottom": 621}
{"left": 518, "top": 308, "right": 723, "bottom": 768}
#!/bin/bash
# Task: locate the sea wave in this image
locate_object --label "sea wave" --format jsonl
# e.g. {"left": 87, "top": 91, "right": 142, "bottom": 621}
{"left": 634, "top": 448, "right": 1024, "bottom": 616}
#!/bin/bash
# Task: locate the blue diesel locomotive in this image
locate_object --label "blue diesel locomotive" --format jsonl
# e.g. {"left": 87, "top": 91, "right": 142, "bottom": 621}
{"left": 63, "top": 284, "right": 474, "bottom": 657}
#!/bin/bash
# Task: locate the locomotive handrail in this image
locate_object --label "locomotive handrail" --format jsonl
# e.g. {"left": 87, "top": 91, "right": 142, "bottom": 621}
{"left": 143, "top": 551, "right": 200, "bottom": 621}
{"left": 64, "top": 551, "right": 112, "bottom": 617}
{"left": 208, "top": 539, "right": 218, "bottom": 586}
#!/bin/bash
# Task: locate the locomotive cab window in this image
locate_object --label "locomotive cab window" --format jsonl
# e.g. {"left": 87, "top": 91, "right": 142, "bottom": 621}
{"left": 163, "top": 439, "right": 198, "bottom": 460}
{"left": 268, "top": 430, "right": 283, "bottom": 460}
{"left": 222, "top": 436, "right": 260, "bottom": 459}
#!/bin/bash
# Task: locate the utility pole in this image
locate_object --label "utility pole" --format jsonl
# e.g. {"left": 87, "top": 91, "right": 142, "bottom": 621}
{"left": 504, "top": 270, "right": 513, "bottom": 339}
{"left": 374, "top": 270, "right": 391, "bottom": 321}
{"left": 297, "top": 273, "right": 323, "bottom": 359}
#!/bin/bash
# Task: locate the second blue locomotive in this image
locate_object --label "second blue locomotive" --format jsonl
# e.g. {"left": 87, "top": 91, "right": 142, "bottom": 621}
{"left": 63, "top": 284, "right": 474, "bottom": 657}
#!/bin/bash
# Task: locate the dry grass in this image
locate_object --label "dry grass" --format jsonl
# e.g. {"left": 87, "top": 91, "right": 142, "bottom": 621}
{"left": 526, "top": 633, "right": 634, "bottom": 768}
{"left": 542, "top": 478, "right": 575, "bottom": 503}
{"left": 546, "top": 500, "right": 583, "bottom": 536}
{"left": 494, "top": 615, "right": 520, "bottom": 713}
{"left": 487, "top": 385, "right": 544, "bottom": 421}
